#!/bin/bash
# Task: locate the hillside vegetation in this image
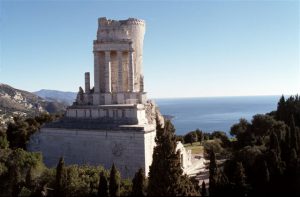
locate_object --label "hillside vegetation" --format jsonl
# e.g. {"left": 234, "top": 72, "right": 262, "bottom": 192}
{"left": 208, "top": 95, "right": 300, "bottom": 196}
{"left": 0, "top": 84, "right": 66, "bottom": 126}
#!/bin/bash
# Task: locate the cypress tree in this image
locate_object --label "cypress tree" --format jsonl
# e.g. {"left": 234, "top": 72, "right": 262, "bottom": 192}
{"left": 253, "top": 159, "right": 270, "bottom": 195}
{"left": 0, "top": 130, "right": 9, "bottom": 149}
{"left": 276, "top": 95, "right": 286, "bottom": 122}
{"left": 297, "top": 128, "right": 300, "bottom": 157}
{"left": 132, "top": 168, "right": 146, "bottom": 196}
{"left": 109, "top": 163, "right": 120, "bottom": 197}
{"left": 288, "top": 148, "right": 298, "bottom": 174}
{"left": 281, "top": 126, "right": 291, "bottom": 163}
{"left": 262, "top": 160, "right": 270, "bottom": 185}
{"left": 270, "top": 131, "right": 281, "bottom": 155}
{"left": 55, "top": 157, "right": 65, "bottom": 197}
{"left": 148, "top": 119, "right": 197, "bottom": 196}
{"left": 290, "top": 115, "right": 299, "bottom": 153}
{"left": 233, "top": 162, "right": 247, "bottom": 196}
{"left": 8, "top": 164, "right": 21, "bottom": 197}
{"left": 98, "top": 171, "right": 108, "bottom": 197}
{"left": 216, "top": 171, "right": 230, "bottom": 196}
{"left": 201, "top": 181, "right": 207, "bottom": 196}
{"left": 209, "top": 149, "right": 217, "bottom": 196}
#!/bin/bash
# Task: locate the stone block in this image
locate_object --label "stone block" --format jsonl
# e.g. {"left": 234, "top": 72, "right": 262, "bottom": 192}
{"left": 77, "top": 109, "right": 85, "bottom": 118}
{"left": 93, "top": 94, "right": 100, "bottom": 105}
{"left": 99, "top": 109, "right": 106, "bottom": 117}
{"left": 91, "top": 109, "right": 99, "bottom": 118}
{"left": 104, "top": 93, "right": 112, "bottom": 105}
{"left": 117, "top": 93, "right": 125, "bottom": 104}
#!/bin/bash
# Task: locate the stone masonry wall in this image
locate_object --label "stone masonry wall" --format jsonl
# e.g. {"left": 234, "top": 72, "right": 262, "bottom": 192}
{"left": 28, "top": 128, "right": 156, "bottom": 178}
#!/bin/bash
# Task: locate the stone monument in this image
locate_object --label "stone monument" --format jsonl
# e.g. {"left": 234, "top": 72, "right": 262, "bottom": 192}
{"left": 29, "top": 17, "right": 191, "bottom": 178}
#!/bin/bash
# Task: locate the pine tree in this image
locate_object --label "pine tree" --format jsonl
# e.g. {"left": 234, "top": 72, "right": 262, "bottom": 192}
{"left": 98, "top": 171, "right": 109, "bottom": 197}
{"left": 201, "top": 181, "right": 207, "bottom": 196}
{"left": 147, "top": 119, "right": 197, "bottom": 196}
{"left": 55, "top": 157, "right": 65, "bottom": 197}
{"left": 109, "top": 163, "right": 120, "bottom": 197}
{"left": 132, "top": 168, "right": 146, "bottom": 196}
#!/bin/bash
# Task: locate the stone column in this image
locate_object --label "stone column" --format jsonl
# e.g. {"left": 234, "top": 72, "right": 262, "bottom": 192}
{"left": 94, "top": 51, "right": 100, "bottom": 93}
{"left": 117, "top": 51, "right": 123, "bottom": 92}
{"left": 85, "top": 72, "right": 90, "bottom": 94}
{"left": 104, "top": 51, "right": 111, "bottom": 93}
{"left": 128, "top": 50, "right": 135, "bottom": 92}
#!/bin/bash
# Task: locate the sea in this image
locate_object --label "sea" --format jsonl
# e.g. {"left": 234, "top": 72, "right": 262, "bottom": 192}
{"left": 153, "top": 96, "right": 281, "bottom": 136}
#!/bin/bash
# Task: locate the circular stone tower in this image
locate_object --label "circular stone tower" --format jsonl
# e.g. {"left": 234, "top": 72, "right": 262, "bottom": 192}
{"left": 124, "top": 18, "right": 146, "bottom": 90}
{"left": 95, "top": 17, "right": 145, "bottom": 96}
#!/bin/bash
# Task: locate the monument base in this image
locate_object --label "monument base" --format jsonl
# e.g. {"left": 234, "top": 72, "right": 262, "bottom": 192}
{"left": 28, "top": 124, "right": 156, "bottom": 178}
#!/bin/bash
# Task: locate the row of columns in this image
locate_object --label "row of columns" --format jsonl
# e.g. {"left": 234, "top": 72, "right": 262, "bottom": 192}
{"left": 95, "top": 50, "right": 135, "bottom": 93}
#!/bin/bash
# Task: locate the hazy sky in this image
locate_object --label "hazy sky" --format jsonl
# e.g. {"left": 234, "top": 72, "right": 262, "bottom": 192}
{"left": 0, "top": 0, "right": 299, "bottom": 98}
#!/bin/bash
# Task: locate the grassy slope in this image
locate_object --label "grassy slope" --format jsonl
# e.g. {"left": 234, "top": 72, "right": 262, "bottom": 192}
{"left": 183, "top": 142, "right": 204, "bottom": 154}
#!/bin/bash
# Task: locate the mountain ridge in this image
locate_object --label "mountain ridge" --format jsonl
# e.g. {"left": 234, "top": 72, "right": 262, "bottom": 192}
{"left": 33, "top": 89, "right": 77, "bottom": 105}
{"left": 0, "top": 83, "right": 67, "bottom": 126}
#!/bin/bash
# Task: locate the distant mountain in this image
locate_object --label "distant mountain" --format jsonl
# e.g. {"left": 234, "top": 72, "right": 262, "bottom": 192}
{"left": 33, "top": 89, "right": 77, "bottom": 105}
{"left": 0, "top": 83, "right": 67, "bottom": 125}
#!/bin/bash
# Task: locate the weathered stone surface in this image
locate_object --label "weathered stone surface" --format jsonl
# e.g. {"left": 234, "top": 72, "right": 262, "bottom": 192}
{"left": 176, "top": 142, "right": 192, "bottom": 170}
{"left": 78, "top": 17, "right": 146, "bottom": 105}
{"left": 29, "top": 127, "right": 156, "bottom": 178}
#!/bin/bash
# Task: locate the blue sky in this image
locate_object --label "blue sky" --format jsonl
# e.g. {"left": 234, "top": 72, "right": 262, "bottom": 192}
{"left": 0, "top": 0, "right": 299, "bottom": 98}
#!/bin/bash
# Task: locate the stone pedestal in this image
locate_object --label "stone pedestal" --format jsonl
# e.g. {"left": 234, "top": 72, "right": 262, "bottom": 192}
{"left": 93, "top": 93, "right": 100, "bottom": 105}
{"left": 104, "top": 93, "right": 112, "bottom": 105}
{"left": 28, "top": 125, "right": 156, "bottom": 178}
{"left": 117, "top": 93, "right": 125, "bottom": 104}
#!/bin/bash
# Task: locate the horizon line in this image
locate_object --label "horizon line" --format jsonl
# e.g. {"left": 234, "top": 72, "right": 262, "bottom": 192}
{"left": 1, "top": 83, "right": 298, "bottom": 99}
{"left": 149, "top": 94, "right": 287, "bottom": 100}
